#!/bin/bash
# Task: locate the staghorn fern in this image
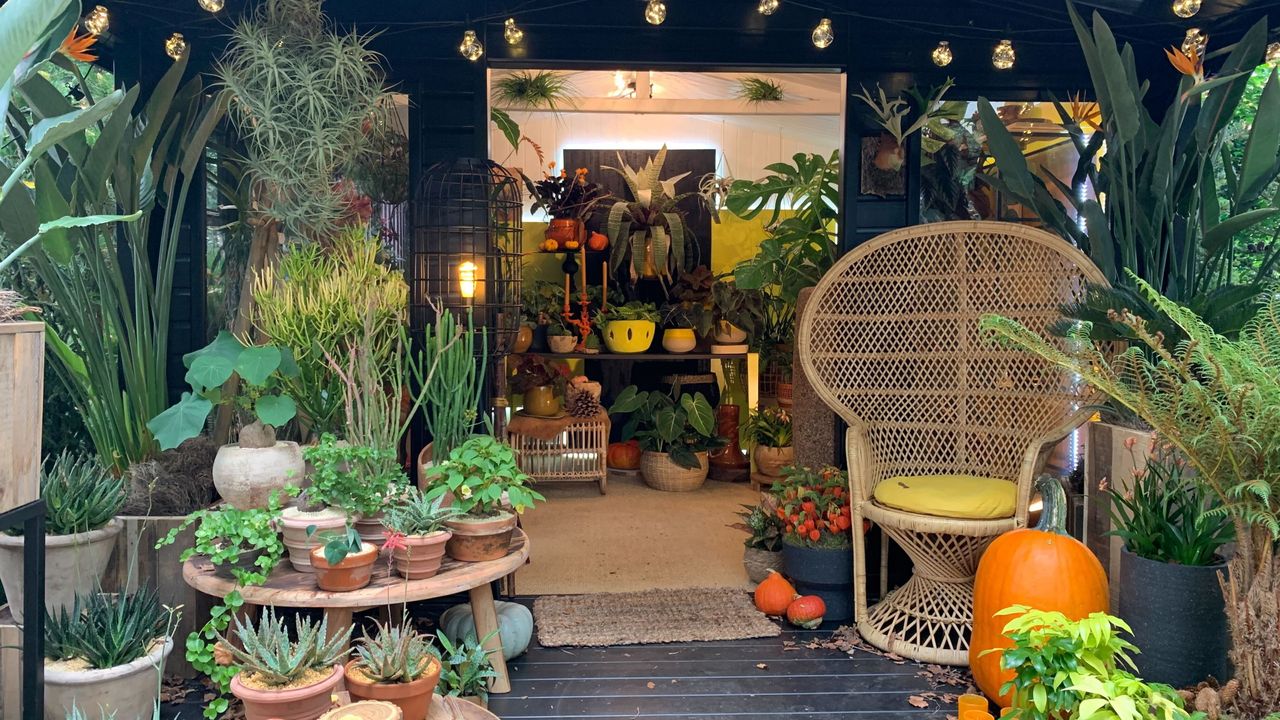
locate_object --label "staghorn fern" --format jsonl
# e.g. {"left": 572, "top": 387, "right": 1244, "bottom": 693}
{"left": 216, "top": 607, "right": 351, "bottom": 687}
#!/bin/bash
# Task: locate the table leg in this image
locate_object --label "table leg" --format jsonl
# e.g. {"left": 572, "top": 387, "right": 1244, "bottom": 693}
{"left": 323, "top": 607, "right": 355, "bottom": 645}
{"left": 468, "top": 582, "right": 510, "bottom": 694}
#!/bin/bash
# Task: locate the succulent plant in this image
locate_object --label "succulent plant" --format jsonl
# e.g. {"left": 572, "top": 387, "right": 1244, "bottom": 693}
{"left": 216, "top": 607, "right": 351, "bottom": 687}
{"left": 381, "top": 488, "right": 461, "bottom": 537}
{"left": 44, "top": 587, "right": 169, "bottom": 670}
{"left": 353, "top": 618, "right": 438, "bottom": 684}
{"left": 40, "top": 452, "right": 126, "bottom": 536}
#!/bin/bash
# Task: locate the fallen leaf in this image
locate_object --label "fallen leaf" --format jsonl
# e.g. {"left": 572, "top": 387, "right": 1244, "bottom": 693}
{"left": 755, "top": 662, "right": 769, "bottom": 670}
{"left": 646, "top": 682, "right": 655, "bottom": 689}
{"left": 908, "top": 695, "right": 929, "bottom": 709}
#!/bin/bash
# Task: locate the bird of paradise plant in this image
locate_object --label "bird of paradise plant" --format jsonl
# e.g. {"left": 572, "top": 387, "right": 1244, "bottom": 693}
{"left": 604, "top": 146, "right": 695, "bottom": 283}
{"left": 58, "top": 28, "right": 96, "bottom": 62}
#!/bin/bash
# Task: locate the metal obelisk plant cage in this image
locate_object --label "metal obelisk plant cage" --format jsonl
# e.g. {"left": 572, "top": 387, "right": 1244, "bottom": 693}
{"left": 410, "top": 158, "right": 523, "bottom": 420}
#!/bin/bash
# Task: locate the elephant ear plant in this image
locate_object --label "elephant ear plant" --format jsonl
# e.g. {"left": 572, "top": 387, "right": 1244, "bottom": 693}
{"left": 608, "top": 385, "right": 725, "bottom": 469}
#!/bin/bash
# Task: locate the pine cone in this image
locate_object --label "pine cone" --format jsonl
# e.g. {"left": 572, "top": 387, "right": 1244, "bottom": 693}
{"left": 568, "top": 391, "right": 600, "bottom": 418}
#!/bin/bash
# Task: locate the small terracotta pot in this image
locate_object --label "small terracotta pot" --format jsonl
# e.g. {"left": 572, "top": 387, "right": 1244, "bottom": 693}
{"left": 279, "top": 507, "right": 347, "bottom": 572}
{"left": 445, "top": 513, "right": 517, "bottom": 562}
{"left": 354, "top": 513, "right": 389, "bottom": 549}
{"left": 392, "top": 530, "right": 453, "bottom": 579}
{"left": 344, "top": 658, "right": 441, "bottom": 720}
{"left": 310, "top": 542, "right": 378, "bottom": 591}
{"left": 230, "top": 663, "right": 344, "bottom": 720}
{"left": 544, "top": 218, "right": 583, "bottom": 249}
{"left": 777, "top": 382, "right": 794, "bottom": 408}
{"left": 523, "top": 385, "right": 561, "bottom": 417}
{"left": 513, "top": 325, "right": 534, "bottom": 354}
{"left": 754, "top": 445, "right": 795, "bottom": 477}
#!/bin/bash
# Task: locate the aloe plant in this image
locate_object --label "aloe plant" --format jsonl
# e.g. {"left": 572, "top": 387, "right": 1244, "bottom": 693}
{"left": 353, "top": 617, "right": 438, "bottom": 684}
{"left": 217, "top": 607, "right": 351, "bottom": 688}
{"left": 604, "top": 146, "right": 696, "bottom": 283}
{"left": 45, "top": 587, "right": 170, "bottom": 670}
{"left": 39, "top": 452, "right": 125, "bottom": 536}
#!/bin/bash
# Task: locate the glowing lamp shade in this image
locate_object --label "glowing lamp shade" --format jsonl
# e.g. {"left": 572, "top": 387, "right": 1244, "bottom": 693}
{"left": 84, "top": 5, "right": 109, "bottom": 35}
{"left": 458, "top": 260, "right": 479, "bottom": 299}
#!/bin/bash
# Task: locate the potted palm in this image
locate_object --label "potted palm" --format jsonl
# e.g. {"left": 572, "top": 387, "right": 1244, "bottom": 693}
{"left": 596, "top": 302, "right": 662, "bottom": 354}
{"left": 345, "top": 618, "right": 443, "bottom": 720}
{"left": 730, "top": 502, "right": 786, "bottom": 585}
{"left": 608, "top": 385, "right": 727, "bottom": 492}
{"left": 0, "top": 453, "right": 124, "bottom": 624}
{"left": 773, "top": 466, "right": 855, "bottom": 622}
{"left": 382, "top": 488, "right": 462, "bottom": 579}
{"left": 743, "top": 406, "right": 793, "bottom": 478}
{"left": 220, "top": 608, "right": 352, "bottom": 720}
{"left": 603, "top": 146, "right": 694, "bottom": 282}
{"left": 436, "top": 632, "right": 499, "bottom": 708}
{"left": 44, "top": 588, "right": 176, "bottom": 720}
{"left": 425, "top": 435, "right": 545, "bottom": 561}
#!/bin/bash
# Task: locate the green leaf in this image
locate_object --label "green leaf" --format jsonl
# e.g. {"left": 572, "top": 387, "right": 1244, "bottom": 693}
{"left": 236, "top": 345, "right": 282, "bottom": 387}
{"left": 977, "top": 99, "right": 1038, "bottom": 201}
{"left": 1238, "top": 69, "right": 1280, "bottom": 203}
{"left": 669, "top": 446, "right": 702, "bottom": 470}
{"left": 186, "top": 353, "right": 236, "bottom": 391}
{"left": 254, "top": 395, "right": 296, "bottom": 428}
{"left": 25, "top": 89, "right": 127, "bottom": 161}
{"left": 681, "top": 392, "right": 715, "bottom": 437}
{"left": 654, "top": 407, "right": 681, "bottom": 442}
{"left": 147, "top": 393, "right": 214, "bottom": 451}
{"left": 1204, "top": 208, "right": 1280, "bottom": 254}
{"left": 0, "top": 0, "right": 75, "bottom": 114}
{"left": 185, "top": 331, "right": 245, "bottom": 369}
{"left": 491, "top": 108, "right": 521, "bottom": 151}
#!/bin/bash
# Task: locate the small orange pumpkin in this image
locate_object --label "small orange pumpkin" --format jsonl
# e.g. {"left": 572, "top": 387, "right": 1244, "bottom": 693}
{"left": 753, "top": 570, "right": 796, "bottom": 616}
{"left": 969, "top": 476, "right": 1109, "bottom": 706}
{"left": 607, "top": 440, "right": 642, "bottom": 470}
{"left": 785, "top": 595, "right": 826, "bottom": 629}
{"left": 587, "top": 232, "right": 608, "bottom": 251}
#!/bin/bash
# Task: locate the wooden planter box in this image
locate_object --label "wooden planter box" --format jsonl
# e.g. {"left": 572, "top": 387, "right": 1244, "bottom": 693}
{"left": 1, "top": 321, "right": 43, "bottom": 514}
{"left": 1084, "top": 421, "right": 1154, "bottom": 609}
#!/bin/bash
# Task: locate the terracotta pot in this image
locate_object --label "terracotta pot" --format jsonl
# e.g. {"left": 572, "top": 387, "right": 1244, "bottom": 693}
{"left": 0, "top": 519, "right": 121, "bottom": 624}
{"left": 522, "top": 385, "right": 561, "bottom": 417}
{"left": 777, "top": 382, "right": 794, "bottom": 408}
{"left": 445, "top": 513, "right": 517, "bottom": 562}
{"left": 512, "top": 325, "right": 534, "bottom": 354}
{"left": 278, "top": 507, "right": 348, "bottom": 572}
{"left": 212, "top": 441, "right": 306, "bottom": 509}
{"left": 392, "top": 530, "right": 453, "bottom": 579}
{"left": 44, "top": 636, "right": 172, "bottom": 720}
{"left": 754, "top": 445, "right": 795, "bottom": 477}
{"left": 310, "top": 542, "right": 378, "bottom": 591}
{"left": 544, "top": 218, "right": 582, "bottom": 250}
{"left": 548, "top": 334, "right": 577, "bottom": 353}
{"left": 344, "top": 658, "right": 442, "bottom": 720}
{"left": 354, "top": 513, "right": 389, "bottom": 549}
{"left": 662, "top": 328, "right": 697, "bottom": 353}
{"left": 231, "top": 663, "right": 344, "bottom": 720}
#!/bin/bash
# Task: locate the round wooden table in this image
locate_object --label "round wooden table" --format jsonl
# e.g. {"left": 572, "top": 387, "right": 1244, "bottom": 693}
{"left": 184, "top": 529, "right": 529, "bottom": 693}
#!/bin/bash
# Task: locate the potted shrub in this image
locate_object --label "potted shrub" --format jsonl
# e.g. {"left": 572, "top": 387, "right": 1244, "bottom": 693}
{"left": 772, "top": 466, "right": 854, "bottom": 622}
{"left": 382, "top": 488, "right": 462, "bottom": 579}
{"left": 44, "top": 588, "right": 176, "bottom": 720}
{"left": 0, "top": 453, "right": 124, "bottom": 624}
{"left": 546, "top": 314, "right": 578, "bottom": 353}
{"left": 608, "top": 385, "right": 726, "bottom": 492}
{"left": 730, "top": 502, "right": 785, "bottom": 585}
{"left": 602, "top": 146, "right": 695, "bottom": 282}
{"left": 522, "top": 164, "right": 608, "bottom": 251}
{"left": 597, "top": 301, "right": 661, "bottom": 354}
{"left": 1110, "top": 450, "right": 1232, "bottom": 687}
{"left": 345, "top": 618, "right": 443, "bottom": 720}
{"left": 300, "top": 434, "right": 409, "bottom": 550}
{"left": 147, "top": 332, "right": 304, "bottom": 509}
{"left": 663, "top": 266, "right": 716, "bottom": 351}
{"left": 511, "top": 355, "right": 570, "bottom": 418}
{"left": 157, "top": 489, "right": 291, "bottom": 583}
{"left": 219, "top": 608, "right": 352, "bottom": 720}
{"left": 425, "top": 435, "right": 545, "bottom": 562}
{"left": 743, "top": 406, "right": 793, "bottom": 478}
{"left": 310, "top": 524, "right": 378, "bottom": 591}
{"left": 436, "top": 631, "right": 499, "bottom": 708}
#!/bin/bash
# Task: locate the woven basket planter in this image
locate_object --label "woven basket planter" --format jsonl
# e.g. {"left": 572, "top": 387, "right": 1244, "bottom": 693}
{"left": 743, "top": 547, "right": 784, "bottom": 585}
{"left": 640, "top": 451, "right": 709, "bottom": 492}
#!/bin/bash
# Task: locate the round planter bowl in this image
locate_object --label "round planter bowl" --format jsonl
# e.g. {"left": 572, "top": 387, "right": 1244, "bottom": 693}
{"left": 213, "top": 441, "right": 306, "bottom": 510}
{"left": 547, "top": 334, "right": 578, "bottom": 353}
{"left": 753, "top": 445, "right": 794, "bottom": 478}
{"left": 231, "top": 663, "right": 344, "bottom": 720}
{"left": 1118, "top": 549, "right": 1230, "bottom": 687}
{"left": 713, "top": 321, "right": 748, "bottom": 345}
{"left": 522, "top": 385, "right": 561, "bottom": 417}
{"left": 310, "top": 543, "right": 378, "bottom": 591}
{"left": 512, "top": 325, "right": 534, "bottom": 354}
{"left": 445, "top": 513, "right": 518, "bottom": 562}
{"left": 603, "top": 320, "right": 656, "bottom": 354}
{"left": 0, "top": 518, "right": 122, "bottom": 625}
{"left": 640, "top": 451, "right": 709, "bottom": 492}
{"left": 206, "top": 546, "right": 266, "bottom": 580}
{"left": 743, "top": 547, "right": 784, "bottom": 585}
{"left": 345, "top": 658, "right": 442, "bottom": 720}
{"left": 279, "top": 507, "right": 347, "bottom": 572}
{"left": 661, "top": 328, "right": 698, "bottom": 354}
{"left": 44, "top": 636, "right": 172, "bottom": 720}
{"left": 393, "top": 530, "right": 453, "bottom": 579}
{"left": 782, "top": 539, "right": 854, "bottom": 623}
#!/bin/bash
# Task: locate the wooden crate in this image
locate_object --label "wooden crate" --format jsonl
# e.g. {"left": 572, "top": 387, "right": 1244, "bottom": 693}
{"left": 0, "top": 321, "right": 44, "bottom": 514}
{"left": 100, "top": 515, "right": 215, "bottom": 678}
{"left": 508, "top": 417, "right": 608, "bottom": 494}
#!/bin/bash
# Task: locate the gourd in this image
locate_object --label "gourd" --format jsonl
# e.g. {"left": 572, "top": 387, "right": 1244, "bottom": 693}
{"left": 969, "top": 475, "right": 1108, "bottom": 706}
{"left": 607, "top": 440, "right": 642, "bottom": 470}
{"left": 439, "top": 600, "right": 533, "bottom": 661}
{"left": 753, "top": 570, "right": 796, "bottom": 616}
{"left": 785, "top": 595, "right": 826, "bottom": 629}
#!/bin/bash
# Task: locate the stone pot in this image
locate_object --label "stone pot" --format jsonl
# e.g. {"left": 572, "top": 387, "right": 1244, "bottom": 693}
{"left": 231, "top": 663, "right": 344, "bottom": 720}
{"left": 0, "top": 518, "right": 122, "bottom": 624}
{"left": 522, "top": 385, "right": 561, "bottom": 417}
{"left": 445, "top": 513, "right": 517, "bottom": 562}
{"left": 392, "top": 530, "right": 453, "bottom": 579}
{"left": 310, "top": 542, "right": 378, "bottom": 591}
{"left": 1118, "top": 548, "right": 1230, "bottom": 687}
{"left": 662, "top": 328, "right": 697, "bottom": 353}
{"left": 513, "top": 324, "right": 534, "bottom": 354}
{"left": 345, "top": 657, "right": 442, "bottom": 720}
{"left": 212, "top": 441, "right": 306, "bottom": 510}
{"left": 713, "top": 321, "right": 748, "bottom": 345}
{"left": 782, "top": 538, "right": 853, "bottom": 622}
{"left": 753, "top": 445, "right": 795, "bottom": 478}
{"left": 278, "top": 507, "right": 347, "bottom": 572}
{"left": 547, "top": 334, "right": 577, "bottom": 353}
{"left": 44, "top": 636, "right": 172, "bottom": 720}
{"left": 743, "top": 547, "right": 784, "bottom": 585}
{"left": 640, "top": 451, "right": 710, "bottom": 492}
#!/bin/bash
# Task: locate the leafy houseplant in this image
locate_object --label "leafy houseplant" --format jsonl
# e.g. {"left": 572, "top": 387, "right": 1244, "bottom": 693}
{"left": 346, "top": 617, "right": 443, "bottom": 716}
{"left": 492, "top": 70, "right": 575, "bottom": 111}
{"left": 436, "top": 631, "right": 499, "bottom": 705}
{"left": 382, "top": 488, "right": 462, "bottom": 579}
{"left": 604, "top": 146, "right": 695, "bottom": 283}
{"left": 157, "top": 488, "right": 292, "bottom": 586}
{"left": 744, "top": 407, "right": 794, "bottom": 478}
{"left": 597, "top": 301, "right": 662, "bottom": 354}
{"left": 852, "top": 79, "right": 953, "bottom": 173}
{"left": 302, "top": 435, "right": 404, "bottom": 518}
{"left": 523, "top": 165, "right": 608, "bottom": 222}
{"left": 608, "top": 385, "right": 726, "bottom": 490}
{"left": 219, "top": 608, "right": 352, "bottom": 720}
{"left": 711, "top": 281, "right": 767, "bottom": 342}
{"left": 511, "top": 354, "right": 571, "bottom": 417}
{"left": 664, "top": 266, "right": 716, "bottom": 336}
{"left": 1110, "top": 451, "right": 1232, "bottom": 567}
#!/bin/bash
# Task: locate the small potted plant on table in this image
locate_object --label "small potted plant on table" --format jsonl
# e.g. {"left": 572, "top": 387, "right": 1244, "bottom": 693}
{"left": 310, "top": 524, "right": 379, "bottom": 591}
{"left": 436, "top": 632, "right": 500, "bottom": 708}
{"left": 382, "top": 487, "right": 462, "bottom": 579}
{"left": 220, "top": 608, "right": 352, "bottom": 720}
{"left": 744, "top": 406, "right": 794, "bottom": 478}
{"left": 772, "top": 466, "right": 854, "bottom": 622}
{"left": 597, "top": 301, "right": 661, "bottom": 354}
{"left": 425, "top": 435, "right": 545, "bottom": 562}
{"left": 608, "top": 385, "right": 726, "bottom": 492}
{"left": 345, "top": 618, "right": 443, "bottom": 720}
{"left": 523, "top": 164, "right": 608, "bottom": 251}
{"left": 157, "top": 489, "right": 292, "bottom": 583}
{"left": 546, "top": 314, "right": 579, "bottom": 354}
{"left": 731, "top": 502, "right": 785, "bottom": 585}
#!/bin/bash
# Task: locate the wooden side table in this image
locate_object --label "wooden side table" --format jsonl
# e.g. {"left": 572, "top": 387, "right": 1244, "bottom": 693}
{"left": 507, "top": 415, "right": 608, "bottom": 494}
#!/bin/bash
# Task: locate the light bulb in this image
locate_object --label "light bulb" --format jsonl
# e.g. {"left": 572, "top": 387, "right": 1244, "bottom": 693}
{"left": 1182, "top": 27, "right": 1207, "bottom": 56}
{"left": 459, "top": 30, "right": 484, "bottom": 61}
{"left": 1171, "top": 0, "right": 1200, "bottom": 18}
{"left": 757, "top": 0, "right": 779, "bottom": 15}
{"left": 931, "top": 40, "right": 953, "bottom": 67}
{"left": 1268, "top": 42, "right": 1280, "bottom": 67}
{"left": 458, "top": 261, "right": 478, "bottom": 299}
{"left": 993, "top": 38, "right": 1015, "bottom": 70}
{"left": 503, "top": 18, "right": 524, "bottom": 46}
{"left": 197, "top": 0, "right": 224, "bottom": 11}
{"left": 165, "top": 32, "right": 187, "bottom": 61}
{"left": 644, "top": 0, "right": 667, "bottom": 25}
{"left": 84, "top": 5, "right": 109, "bottom": 36}
{"left": 811, "top": 18, "right": 834, "bottom": 49}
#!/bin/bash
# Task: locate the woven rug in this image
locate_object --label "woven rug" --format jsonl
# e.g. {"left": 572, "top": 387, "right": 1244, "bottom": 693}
{"left": 533, "top": 587, "right": 780, "bottom": 647}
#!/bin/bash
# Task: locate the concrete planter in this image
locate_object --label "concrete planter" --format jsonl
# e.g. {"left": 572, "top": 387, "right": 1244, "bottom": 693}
{"left": 44, "top": 636, "right": 172, "bottom": 720}
{"left": 212, "top": 441, "right": 305, "bottom": 510}
{"left": 782, "top": 538, "right": 853, "bottom": 622}
{"left": 0, "top": 519, "right": 122, "bottom": 624}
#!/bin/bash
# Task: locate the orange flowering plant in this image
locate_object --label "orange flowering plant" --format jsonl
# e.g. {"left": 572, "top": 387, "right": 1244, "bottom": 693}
{"left": 770, "top": 465, "right": 853, "bottom": 548}
{"left": 521, "top": 163, "right": 609, "bottom": 220}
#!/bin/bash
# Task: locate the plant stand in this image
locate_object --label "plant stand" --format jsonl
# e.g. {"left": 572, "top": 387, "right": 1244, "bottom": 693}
{"left": 506, "top": 413, "right": 608, "bottom": 495}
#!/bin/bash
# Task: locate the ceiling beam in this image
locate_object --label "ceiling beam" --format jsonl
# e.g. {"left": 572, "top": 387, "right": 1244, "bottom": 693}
{"left": 493, "top": 98, "right": 841, "bottom": 115}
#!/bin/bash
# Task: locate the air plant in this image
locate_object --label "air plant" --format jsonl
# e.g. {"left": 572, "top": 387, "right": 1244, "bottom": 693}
{"left": 736, "top": 76, "right": 785, "bottom": 103}
{"left": 491, "top": 70, "right": 576, "bottom": 110}
{"left": 853, "top": 77, "right": 955, "bottom": 146}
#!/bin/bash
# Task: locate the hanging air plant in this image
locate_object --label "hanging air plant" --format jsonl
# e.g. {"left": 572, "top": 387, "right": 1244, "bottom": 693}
{"left": 736, "top": 76, "right": 785, "bottom": 103}
{"left": 491, "top": 70, "right": 576, "bottom": 110}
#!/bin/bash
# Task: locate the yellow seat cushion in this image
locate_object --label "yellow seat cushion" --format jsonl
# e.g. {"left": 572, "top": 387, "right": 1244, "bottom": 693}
{"left": 873, "top": 474, "right": 1016, "bottom": 519}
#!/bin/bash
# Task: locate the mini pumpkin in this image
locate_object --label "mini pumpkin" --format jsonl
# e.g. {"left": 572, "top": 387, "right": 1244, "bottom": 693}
{"left": 753, "top": 570, "right": 796, "bottom": 616}
{"left": 587, "top": 232, "right": 609, "bottom": 251}
{"left": 785, "top": 595, "right": 826, "bottom": 629}
{"left": 607, "top": 440, "right": 642, "bottom": 470}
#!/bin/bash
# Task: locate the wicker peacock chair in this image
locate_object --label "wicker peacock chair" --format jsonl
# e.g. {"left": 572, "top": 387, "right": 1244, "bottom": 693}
{"left": 796, "top": 221, "right": 1107, "bottom": 665}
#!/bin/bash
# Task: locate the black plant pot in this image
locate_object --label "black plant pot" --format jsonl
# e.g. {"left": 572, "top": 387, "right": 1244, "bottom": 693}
{"left": 782, "top": 539, "right": 853, "bottom": 623}
{"left": 1118, "top": 548, "right": 1230, "bottom": 687}
{"left": 530, "top": 324, "right": 549, "bottom": 353}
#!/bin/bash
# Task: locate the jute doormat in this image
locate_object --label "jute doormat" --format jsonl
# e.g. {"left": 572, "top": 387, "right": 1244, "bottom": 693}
{"left": 533, "top": 587, "right": 781, "bottom": 647}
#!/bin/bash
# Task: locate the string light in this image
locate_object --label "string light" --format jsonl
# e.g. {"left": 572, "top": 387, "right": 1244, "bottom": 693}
{"left": 197, "top": 0, "right": 224, "bottom": 11}
{"left": 1171, "top": 0, "right": 1200, "bottom": 18}
{"left": 459, "top": 30, "right": 484, "bottom": 61}
{"left": 931, "top": 40, "right": 953, "bottom": 67}
{"left": 84, "top": 5, "right": 109, "bottom": 36}
{"left": 811, "top": 18, "right": 834, "bottom": 49}
{"left": 757, "top": 0, "right": 780, "bottom": 15}
{"left": 1182, "top": 27, "right": 1207, "bottom": 56}
{"left": 1268, "top": 42, "right": 1280, "bottom": 67}
{"left": 165, "top": 32, "right": 187, "bottom": 60}
{"left": 503, "top": 18, "right": 524, "bottom": 45}
{"left": 992, "top": 38, "right": 1015, "bottom": 69}
{"left": 644, "top": 0, "right": 667, "bottom": 25}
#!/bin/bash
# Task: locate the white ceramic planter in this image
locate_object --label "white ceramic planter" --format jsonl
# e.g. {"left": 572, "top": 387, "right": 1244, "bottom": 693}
{"left": 0, "top": 519, "right": 122, "bottom": 624}
{"left": 44, "top": 636, "right": 172, "bottom": 720}
{"left": 212, "top": 441, "right": 305, "bottom": 509}
{"left": 548, "top": 334, "right": 577, "bottom": 353}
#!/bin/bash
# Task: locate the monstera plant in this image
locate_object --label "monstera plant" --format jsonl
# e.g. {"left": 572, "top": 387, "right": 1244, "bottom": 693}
{"left": 604, "top": 146, "right": 695, "bottom": 283}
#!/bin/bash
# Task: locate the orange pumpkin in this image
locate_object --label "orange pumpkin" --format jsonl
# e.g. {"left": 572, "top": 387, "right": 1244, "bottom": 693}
{"left": 785, "top": 595, "right": 826, "bottom": 629}
{"left": 969, "top": 476, "right": 1109, "bottom": 706}
{"left": 587, "top": 232, "right": 609, "bottom": 251}
{"left": 607, "top": 440, "right": 642, "bottom": 470}
{"left": 753, "top": 570, "right": 796, "bottom": 616}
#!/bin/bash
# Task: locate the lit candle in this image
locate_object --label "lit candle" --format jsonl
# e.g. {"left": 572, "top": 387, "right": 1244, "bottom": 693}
{"left": 563, "top": 273, "right": 571, "bottom": 314}
{"left": 958, "top": 696, "right": 988, "bottom": 717}
{"left": 579, "top": 241, "right": 587, "bottom": 295}
{"left": 601, "top": 261, "right": 608, "bottom": 311}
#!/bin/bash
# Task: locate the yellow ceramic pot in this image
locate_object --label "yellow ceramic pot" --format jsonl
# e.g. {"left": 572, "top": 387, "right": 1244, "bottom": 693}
{"left": 523, "top": 385, "right": 561, "bottom": 417}
{"left": 603, "top": 321, "right": 656, "bottom": 354}
{"left": 662, "top": 328, "right": 697, "bottom": 354}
